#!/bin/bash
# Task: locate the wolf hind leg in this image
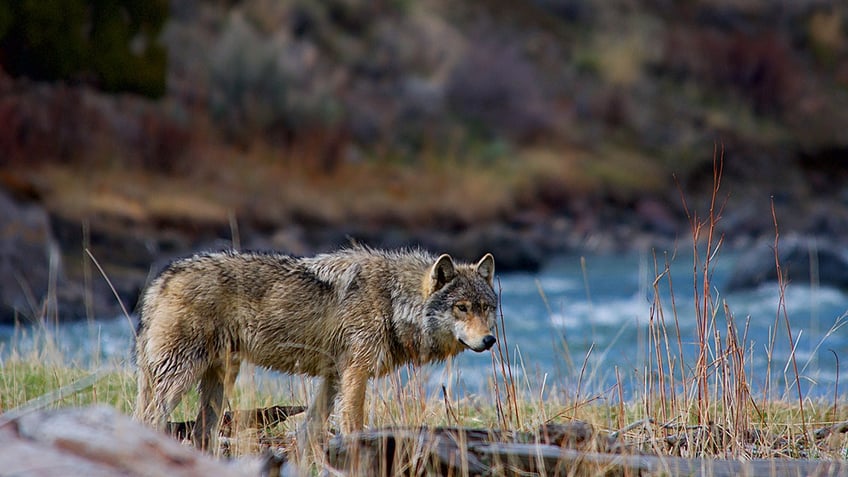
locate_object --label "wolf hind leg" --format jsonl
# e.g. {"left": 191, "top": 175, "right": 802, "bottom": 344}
{"left": 138, "top": 354, "right": 207, "bottom": 437}
{"left": 307, "top": 373, "right": 339, "bottom": 431}
{"left": 192, "top": 364, "right": 231, "bottom": 451}
{"left": 133, "top": 366, "right": 156, "bottom": 424}
{"left": 191, "top": 357, "right": 240, "bottom": 451}
{"left": 134, "top": 363, "right": 193, "bottom": 431}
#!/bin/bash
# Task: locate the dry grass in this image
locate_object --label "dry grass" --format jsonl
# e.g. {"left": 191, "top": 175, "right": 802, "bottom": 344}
{"left": 2, "top": 302, "right": 846, "bottom": 469}
{"left": 16, "top": 143, "right": 605, "bottom": 232}
{"left": 1, "top": 291, "right": 846, "bottom": 474}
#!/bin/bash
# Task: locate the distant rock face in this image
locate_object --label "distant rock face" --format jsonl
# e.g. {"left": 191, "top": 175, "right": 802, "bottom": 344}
{"left": 726, "top": 235, "right": 848, "bottom": 291}
{"left": 0, "top": 190, "right": 137, "bottom": 324}
{"left": 0, "top": 190, "right": 61, "bottom": 323}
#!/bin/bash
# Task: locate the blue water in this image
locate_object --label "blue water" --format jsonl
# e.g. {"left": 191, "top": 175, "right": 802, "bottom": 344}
{"left": 475, "top": 251, "right": 848, "bottom": 401}
{"left": 3, "top": 251, "right": 847, "bottom": 401}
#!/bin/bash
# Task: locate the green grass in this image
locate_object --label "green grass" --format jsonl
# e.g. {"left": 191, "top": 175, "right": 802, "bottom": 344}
{"left": 0, "top": 356, "right": 134, "bottom": 414}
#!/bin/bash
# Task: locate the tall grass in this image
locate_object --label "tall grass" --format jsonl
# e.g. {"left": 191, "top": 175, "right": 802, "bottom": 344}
{"left": 616, "top": 148, "right": 848, "bottom": 461}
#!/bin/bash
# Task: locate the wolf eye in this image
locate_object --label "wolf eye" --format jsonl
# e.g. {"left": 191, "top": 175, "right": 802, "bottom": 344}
{"left": 455, "top": 303, "right": 468, "bottom": 313}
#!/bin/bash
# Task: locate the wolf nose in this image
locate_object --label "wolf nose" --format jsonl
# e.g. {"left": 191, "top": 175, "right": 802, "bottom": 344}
{"left": 482, "top": 335, "right": 496, "bottom": 350}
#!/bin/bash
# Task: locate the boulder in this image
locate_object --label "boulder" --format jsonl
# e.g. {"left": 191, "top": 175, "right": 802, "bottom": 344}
{"left": 0, "top": 405, "right": 264, "bottom": 476}
{"left": 448, "top": 223, "right": 544, "bottom": 273}
{"left": 0, "top": 189, "right": 61, "bottom": 323}
{"left": 726, "top": 235, "right": 848, "bottom": 291}
{"left": 0, "top": 189, "right": 140, "bottom": 323}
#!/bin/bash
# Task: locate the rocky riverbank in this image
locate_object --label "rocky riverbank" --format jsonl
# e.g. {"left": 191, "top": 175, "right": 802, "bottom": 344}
{"left": 4, "top": 161, "right": 848, "bottom": 325}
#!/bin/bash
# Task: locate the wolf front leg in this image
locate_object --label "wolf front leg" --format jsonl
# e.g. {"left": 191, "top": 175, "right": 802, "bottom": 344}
{"left": 338, "top": 364, "right": 370, "bottom": 433}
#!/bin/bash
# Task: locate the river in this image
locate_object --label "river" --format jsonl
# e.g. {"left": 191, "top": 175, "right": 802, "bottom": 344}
{"left": 2, "top": 250, "right": 847, "bottom": 402}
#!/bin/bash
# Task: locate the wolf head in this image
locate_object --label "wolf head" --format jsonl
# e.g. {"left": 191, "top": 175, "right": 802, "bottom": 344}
{"left": 424, "top": 253, "right": 498, "bottom": 355}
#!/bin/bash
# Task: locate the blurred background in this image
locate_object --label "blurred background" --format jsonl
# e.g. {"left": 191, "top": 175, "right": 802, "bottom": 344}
{"left": 1, "top": 0, "right": 847, "bottom": 379}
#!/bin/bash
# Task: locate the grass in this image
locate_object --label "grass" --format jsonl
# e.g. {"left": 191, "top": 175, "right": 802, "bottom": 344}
{"left": 2, "top": 152, "right": 848, "bottom": 473}
{"left": 2, "top": 328, "right": 846, "bottom": 463}
{"left": 0, "top": 352, "right": 132, "bottom": 418}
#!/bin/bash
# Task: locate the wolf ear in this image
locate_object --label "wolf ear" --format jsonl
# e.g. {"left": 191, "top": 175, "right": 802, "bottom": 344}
{"left": 475, "top": 253, "right": 495, "bottom": 287}
{"left": 429, "top": 254, "right": 456, "bottom": 293}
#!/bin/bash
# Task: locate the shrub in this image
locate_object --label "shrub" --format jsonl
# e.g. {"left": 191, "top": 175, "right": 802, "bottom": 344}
{"left": 206, "top": 12, "right": 342, "bottom": 144}
{"left": 660, "top": 26, "right": 799, "bottom": 115}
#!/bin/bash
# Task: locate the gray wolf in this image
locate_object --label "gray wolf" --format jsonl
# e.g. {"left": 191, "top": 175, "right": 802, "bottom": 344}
{"left": 133, "top": 247, "right": 498, "bottom": 449}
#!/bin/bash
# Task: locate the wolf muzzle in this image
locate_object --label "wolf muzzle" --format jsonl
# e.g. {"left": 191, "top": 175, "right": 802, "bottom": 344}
{"left": 462, "top": 334, "right": 497, "bottom": 352}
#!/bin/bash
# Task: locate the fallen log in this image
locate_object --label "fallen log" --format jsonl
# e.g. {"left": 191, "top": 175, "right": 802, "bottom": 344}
{"left": 472, "top": 443, "right": 848, "bottom": 477}
{"left": 6, "top": 405, "right": 845, "bottom": 476}
{"left": 327, "top": 426, "right": 848, "bottom": 476}
{"left": 327, "top": 424, "right": 619, "bottom": 476}
{"left": 166, "top": 405, "right": 306, "bottom": 440}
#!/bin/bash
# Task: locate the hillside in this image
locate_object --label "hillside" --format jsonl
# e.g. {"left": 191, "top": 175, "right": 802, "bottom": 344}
{"left": 2, "top": 0, "right": 848, "bottom": 321}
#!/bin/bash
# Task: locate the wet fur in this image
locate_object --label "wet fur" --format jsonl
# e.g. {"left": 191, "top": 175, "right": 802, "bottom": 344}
{"left": 133, "top": 247, "right": 497, "bottom": 449}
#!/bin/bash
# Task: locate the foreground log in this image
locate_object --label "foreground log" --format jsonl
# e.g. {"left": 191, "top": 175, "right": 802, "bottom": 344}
{"left": 328, "top": 426, "right": 848, "bottom": 477}
{"left": 0, "top": 405, "right": 266, "bottom": 477}
{"left": 472, "top": 443, "right": 848, "bottom": 477}
{"left": 4, "top": 406, "right": 847, "bottom": 476}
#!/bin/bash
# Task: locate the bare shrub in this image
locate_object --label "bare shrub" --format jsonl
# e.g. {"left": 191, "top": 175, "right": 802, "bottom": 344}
{"left": 0, "top": 80, "right": 88, "bottom": 164}
{"left": 446, "top": 38, "right": 555, "bottom": 143}
{"left": 0, "top": 70, "right": 191, "bottom": 170}
{"left": 661, "top": 27, "right": 800, "bottom": 114}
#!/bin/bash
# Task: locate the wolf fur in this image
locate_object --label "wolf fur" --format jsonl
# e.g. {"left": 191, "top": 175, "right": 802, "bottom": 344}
{"left": 133, "top": 247, "right": 497, "bottom": 448}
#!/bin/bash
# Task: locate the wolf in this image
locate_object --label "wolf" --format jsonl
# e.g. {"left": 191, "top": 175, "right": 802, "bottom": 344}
{"left": 133, "top": 247, "right": 498, "bottom": 449}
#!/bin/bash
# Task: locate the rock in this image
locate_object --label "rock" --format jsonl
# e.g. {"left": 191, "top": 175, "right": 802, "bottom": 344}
{"left": 634, "top": 198, "right": 679, "bottom": 236}
{"left": 0, "top": 190, "right": 146, "bottom": 324}
{"left": 0, "top": 189, "right": 144, "bottom": 323}
{"left": 449, "top": 223, "right": 544, "bottom": 273}
{"left": 726, "top": 235, "right": 848, "bottom": 291}
{"left": 0, "top": 189, "right": 62, "bottom": 323}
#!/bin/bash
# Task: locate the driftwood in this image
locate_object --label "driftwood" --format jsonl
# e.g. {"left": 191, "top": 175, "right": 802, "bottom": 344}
{"left": 327, "top": 425, "right": 848, "bottom": 477}
{"left": 166, "top": 405, "right": 306, "bottom": 440}
{"left": 471, "top": 443, "right": 848, "bottom": 477}
{"left": 327, "top": 423, "right": 619, "bottom": 476}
